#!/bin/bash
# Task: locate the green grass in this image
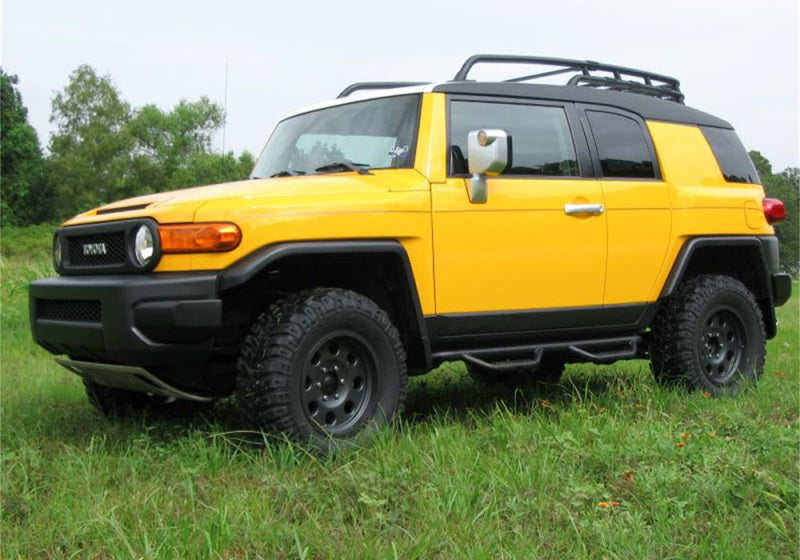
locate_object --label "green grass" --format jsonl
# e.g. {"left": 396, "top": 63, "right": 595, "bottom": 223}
{"left": 2, "top": 227, "right": 798, "bottom": 559}
{"left": 0, "top": 224, "right": 59, "bottom": 262}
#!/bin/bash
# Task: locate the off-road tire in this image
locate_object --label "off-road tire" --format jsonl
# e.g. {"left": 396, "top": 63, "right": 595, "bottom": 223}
{"left": 235, "top": 288, "right": 407, "bottom": 448}
{"left": 649, "top": 274, "right": 765, "bottom": 395}
{"left": 467, "top": 358, "right": 565, "bottom": 387}
{"left": 84, "top": 380, "right": 212, "bottom": 418}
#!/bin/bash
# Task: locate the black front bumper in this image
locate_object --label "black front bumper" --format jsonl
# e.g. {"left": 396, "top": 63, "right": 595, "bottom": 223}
{"left": 29, "top": 272, "right": 222, "bottom": 370}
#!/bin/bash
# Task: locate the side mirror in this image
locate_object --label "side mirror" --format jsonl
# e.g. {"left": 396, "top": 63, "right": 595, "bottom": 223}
{"left": 466, "top": 129, "right": 511, "bottom": 203}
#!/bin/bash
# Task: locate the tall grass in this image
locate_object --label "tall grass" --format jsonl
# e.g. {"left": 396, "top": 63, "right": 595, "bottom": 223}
{"left": 2, "top": 226, "right": 798, "bottom": 559}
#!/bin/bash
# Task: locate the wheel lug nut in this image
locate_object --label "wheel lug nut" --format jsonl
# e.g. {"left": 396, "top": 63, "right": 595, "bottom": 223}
{"left": 340, "top": 378, "right": 345, "bottom": 385}
{"left": 334, "top": 393, "right": 339, "bottom": 399}
{"left": 322, "top": 395, "right": 328, "bottom": 401}
{"left": 316, "top": 382, "right": 322, "bottom": 388}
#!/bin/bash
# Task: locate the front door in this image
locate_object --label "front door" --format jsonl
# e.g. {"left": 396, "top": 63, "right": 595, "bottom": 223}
{"left": 431, "top": 98, "right": 607, "bottom": 334}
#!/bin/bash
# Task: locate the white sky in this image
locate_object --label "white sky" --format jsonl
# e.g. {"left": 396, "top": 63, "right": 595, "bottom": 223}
{"left": 1, "top": 0, "right": 798, "bottom": 170}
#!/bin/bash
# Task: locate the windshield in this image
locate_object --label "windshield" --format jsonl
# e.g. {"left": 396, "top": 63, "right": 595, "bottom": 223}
{"left": 252, "top": 94, "right": 421, "bottom": 178}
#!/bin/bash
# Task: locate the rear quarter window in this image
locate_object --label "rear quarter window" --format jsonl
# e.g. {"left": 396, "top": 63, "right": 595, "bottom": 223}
{"left": 586, "top": 111, "right": 656, "bottom": 179}
{"left": 701, "top": 126, "right": 761, "bottom": 184}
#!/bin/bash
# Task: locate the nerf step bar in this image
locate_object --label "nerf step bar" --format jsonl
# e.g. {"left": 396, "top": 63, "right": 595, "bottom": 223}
{"left": 432, "top": 335, "right": 642, "bottom": 369}
{"left": 55, "top": 358, "right": 214, "bottom": 402}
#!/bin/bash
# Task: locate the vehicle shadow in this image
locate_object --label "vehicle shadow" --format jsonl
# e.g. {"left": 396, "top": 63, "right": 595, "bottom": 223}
{"left": 401, "top": 361, "right": 635, "bottom": 425}
{"left": 15, "top": 362, "right": 648, "bottom": 452}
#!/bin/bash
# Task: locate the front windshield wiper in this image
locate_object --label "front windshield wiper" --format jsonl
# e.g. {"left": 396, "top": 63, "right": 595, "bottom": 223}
{"left": 267, "top": 170, "right": 306, "bottom": 178}
{"left": 314, "top": 161, "right": 372, "bottom": 175}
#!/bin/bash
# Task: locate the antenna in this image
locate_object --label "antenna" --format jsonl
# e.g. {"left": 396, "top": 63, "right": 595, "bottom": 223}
{"left": 222, "top": 62, "right": 229, "bottom": 155}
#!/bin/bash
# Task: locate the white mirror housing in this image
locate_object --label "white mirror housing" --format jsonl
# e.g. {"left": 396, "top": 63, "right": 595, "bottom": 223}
{"left": 467, "top": 129, "right": 511, "bottom": 175}
{"left": 466, "top": 129, "right": 511, "bottom": 203}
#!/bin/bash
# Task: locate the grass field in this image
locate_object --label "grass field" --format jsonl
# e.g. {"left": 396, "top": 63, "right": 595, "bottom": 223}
{"left": 1, "top": 225, "right": 798, "bottom": 559}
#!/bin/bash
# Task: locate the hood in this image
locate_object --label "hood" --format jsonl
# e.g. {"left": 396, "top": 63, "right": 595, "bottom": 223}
{"left": 63, "top": 170, "right": 427, "bottom": 226}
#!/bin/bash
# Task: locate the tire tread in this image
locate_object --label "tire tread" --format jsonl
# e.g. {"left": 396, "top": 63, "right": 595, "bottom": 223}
{"left": 650, "top": 274, "right": 765, "bottom": 393}
{"left": 235, "top": 288, "right": 407, "bottom": 443}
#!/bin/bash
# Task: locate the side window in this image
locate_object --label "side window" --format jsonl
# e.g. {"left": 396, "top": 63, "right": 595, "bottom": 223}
{"left": 450, "top": 101, "right": 579, "bottom": 176}
{"left": 586, "top": 111, "right": 656, "bottom": 179}
{"left": 701, "top": 126, "right": 760, "bottom": 184}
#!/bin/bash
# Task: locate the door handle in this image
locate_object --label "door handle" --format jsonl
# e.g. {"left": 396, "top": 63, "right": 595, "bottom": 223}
{"left": 564, "top": 203, "right": 604, "bottom": 216}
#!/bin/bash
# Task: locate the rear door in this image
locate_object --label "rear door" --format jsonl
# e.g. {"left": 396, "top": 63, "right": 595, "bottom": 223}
{"left": 580, "top": 106, "right": 671, "bottom": 318}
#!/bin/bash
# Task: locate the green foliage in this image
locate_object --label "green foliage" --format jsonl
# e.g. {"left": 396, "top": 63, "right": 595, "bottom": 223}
{"left": 751, "top": 151, "right": 799, "bottom": 272}
{"left": 0, "top": 69, "right": 50, "bottom": 225}
{"left": 5, "top": 65, "right": 254, "bottom": 224}
{"left": 128, "top": 98, "right": 254, "bottom": 193}
{"left": 48, "top": 65, "right": 135, "bottom": 217}
{"left": 1, "top": 237, "right": 798, "bottom": 558}
{"left": 128, "top": 99, "right": 225, "bottom": 193}
{"left": 0, "top": 223, "right": 57, "bottom": 262}
{"left": 167, "top": 150, "right": 256, "bottom": 190}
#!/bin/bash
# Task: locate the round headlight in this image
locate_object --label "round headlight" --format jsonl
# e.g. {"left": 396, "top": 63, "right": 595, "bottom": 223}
{"left": 133, "top": 225, "right": 155, "bottom": 267}
{"left": 52, "top": 235, "right": 62, "bottom": 271}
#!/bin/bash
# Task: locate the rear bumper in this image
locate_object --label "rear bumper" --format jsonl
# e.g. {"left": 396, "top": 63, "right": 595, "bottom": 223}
{"left": 29, "top": 272, "right": 222, "bottom": 371}
{"left": 772, "top": 273, "right": 792, "bottom": 307}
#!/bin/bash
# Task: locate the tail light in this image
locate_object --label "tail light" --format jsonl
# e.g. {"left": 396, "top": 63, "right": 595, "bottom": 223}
{"left": 762, "top": 198, "right": 786, "bottom": 224}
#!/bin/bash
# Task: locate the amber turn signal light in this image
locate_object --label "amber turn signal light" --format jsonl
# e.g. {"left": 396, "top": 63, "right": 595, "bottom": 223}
{"left": 158, "top": 223, "right": 242, "bottom": 253}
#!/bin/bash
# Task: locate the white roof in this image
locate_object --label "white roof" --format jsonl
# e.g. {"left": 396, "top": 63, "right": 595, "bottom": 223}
{"left": 282, "top": 82, "right": 440, "bottom": 119}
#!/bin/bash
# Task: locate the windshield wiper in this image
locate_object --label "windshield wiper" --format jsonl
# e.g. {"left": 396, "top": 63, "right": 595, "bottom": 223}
{"left": 268, "top": 170, "right": 305, "bottom": 178}
{"left": 314, "top": 161, "right": 372, "bottom": 175}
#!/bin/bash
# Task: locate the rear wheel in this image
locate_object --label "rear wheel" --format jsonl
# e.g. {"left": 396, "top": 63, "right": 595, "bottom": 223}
{"left": 235, "top": 289, "right": 407, "bottom": 448}
{"left": 649, "top": 274, "right": 765, "bottom": 395}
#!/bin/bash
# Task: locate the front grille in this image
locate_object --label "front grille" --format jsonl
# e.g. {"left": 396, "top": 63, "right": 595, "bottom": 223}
{"left": 67, "top": 232, "right": 127, "bottom": 267}
{"left": 56, "top": 218, "right": 159, "bottom": 275}
{"left": 37, "top": 299, "right": 102, "bottom": 322}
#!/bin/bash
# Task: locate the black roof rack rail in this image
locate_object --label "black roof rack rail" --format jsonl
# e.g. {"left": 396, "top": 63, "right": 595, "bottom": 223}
{"left": 337, "top": 82, "right": 430, "bottom": 99}
{"left": 453, "top": 54, "right": 684, "bottom": 104}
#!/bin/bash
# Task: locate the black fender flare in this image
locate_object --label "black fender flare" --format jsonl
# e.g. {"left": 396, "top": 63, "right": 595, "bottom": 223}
{"left": 659, "top": 235, "right": 780, "bottom": 337}
{"left": 218, "top": 240, "right": 432, "bottom": 371}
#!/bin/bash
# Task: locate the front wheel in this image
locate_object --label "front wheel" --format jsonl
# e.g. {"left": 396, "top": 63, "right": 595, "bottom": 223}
{"left": 649, "top": 274, "right": 766, "bottom": 395}
{"left": 235, "top": 289, "right": 407, "bottom": 448}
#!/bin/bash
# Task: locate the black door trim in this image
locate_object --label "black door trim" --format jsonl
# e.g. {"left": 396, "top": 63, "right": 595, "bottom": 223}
{"left": 425, "top": 302, "right": 655, "bottom": 351}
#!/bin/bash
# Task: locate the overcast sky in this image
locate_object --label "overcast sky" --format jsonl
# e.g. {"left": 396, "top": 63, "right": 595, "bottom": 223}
{"left": 2, "top": 0, "right": 798, "bottom": 170}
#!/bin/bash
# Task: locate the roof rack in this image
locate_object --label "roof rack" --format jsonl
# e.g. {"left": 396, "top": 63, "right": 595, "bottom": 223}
{"left": 337, "top": 81, "right": 430, "bottom": 99}
{"left": 453, "top": 55, "right": 684, "bottom": 104}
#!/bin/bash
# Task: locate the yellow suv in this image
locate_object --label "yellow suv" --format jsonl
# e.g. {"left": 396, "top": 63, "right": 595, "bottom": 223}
{"left": 30, "top": 55, "right": 792, "bottom": 446}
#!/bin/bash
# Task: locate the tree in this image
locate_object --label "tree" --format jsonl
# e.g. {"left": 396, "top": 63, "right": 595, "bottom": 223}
{"left": 169, "top": 150, "right": 255, "bottom": 189}
{"left": 128, "top": 98, "right": 227, "bottom": 192}
{"left": 750, "top": 150, "right": 799, "bottom": 273}
{"left": 46, "top": 66, "right": 253, "bottom": 221}
{"left": 47, "top": 65, "right": 134, "bottom": 217}
{"left": 0, "top": 69, "right": 48, "bottom": 225}
{"left": 5, "top": 65, "right": 261, "bottom": 224}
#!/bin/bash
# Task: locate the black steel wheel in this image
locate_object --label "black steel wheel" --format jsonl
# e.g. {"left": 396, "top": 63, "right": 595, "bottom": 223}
{"left": 698, "top": 309, "right": 747, "bottom": 384}
{"left": 236, "top": 288, "right": 407, "bottom": 448}
{"left": 301, "top": 332, "right": 379, "bottom": 434}
{"left": 649, "top": 274, "right": 765, "bottom": 395}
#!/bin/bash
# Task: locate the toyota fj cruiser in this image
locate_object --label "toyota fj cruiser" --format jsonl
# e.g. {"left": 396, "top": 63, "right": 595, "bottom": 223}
{"left": 30, "top": 55, "right": 792, "bottom": 446}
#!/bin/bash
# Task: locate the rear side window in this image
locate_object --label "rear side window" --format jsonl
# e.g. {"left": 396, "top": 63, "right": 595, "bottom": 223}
{"left": 701, "top": 126, "right": 761, "bottom": 184}
{"left": 586, "top": 111, "right": 656, "bottom": 179}
{"left": 450, "top": 101, "right": 579, "bottom": 176}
